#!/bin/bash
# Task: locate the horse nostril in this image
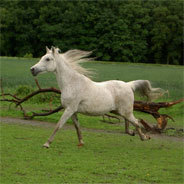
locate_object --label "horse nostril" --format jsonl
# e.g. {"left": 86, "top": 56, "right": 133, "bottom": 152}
{"left": 30, "top": 68, "right": 35, "bottom": 75}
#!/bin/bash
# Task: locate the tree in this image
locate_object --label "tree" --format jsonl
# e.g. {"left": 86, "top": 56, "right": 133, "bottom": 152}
{"left": 0, "top": 0, "right": 183, "bottom": 64}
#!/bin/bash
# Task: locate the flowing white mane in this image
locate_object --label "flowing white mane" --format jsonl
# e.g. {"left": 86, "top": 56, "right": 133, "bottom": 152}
{"left": 61, "top": 49, "right": 94, "bottom": 78}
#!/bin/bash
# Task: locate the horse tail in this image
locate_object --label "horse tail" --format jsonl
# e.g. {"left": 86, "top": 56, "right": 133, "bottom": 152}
{"left": 127, "top": 80, "right": 166, "bottom": 101}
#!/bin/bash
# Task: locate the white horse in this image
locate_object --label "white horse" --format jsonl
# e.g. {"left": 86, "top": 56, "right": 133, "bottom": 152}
{"left": 31, "top": 46, "right": 165, "bottom": 148}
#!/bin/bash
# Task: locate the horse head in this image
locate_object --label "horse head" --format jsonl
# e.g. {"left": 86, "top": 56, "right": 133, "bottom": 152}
{"left": 30, "top": 46, "right": 59, "bottom": 76}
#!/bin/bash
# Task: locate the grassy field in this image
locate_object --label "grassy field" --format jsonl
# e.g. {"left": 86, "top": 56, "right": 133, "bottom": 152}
{"left": 0, "top": 57, "right": 183, "bottom": 128}
{"left": 0, "top": 57, "right": 184, "bottom": 183}
{"left": 1, "top": 122, "right": 183, "bottom": 184}
{"left": 0, "top": 57, "right": 184, "bottom": 100}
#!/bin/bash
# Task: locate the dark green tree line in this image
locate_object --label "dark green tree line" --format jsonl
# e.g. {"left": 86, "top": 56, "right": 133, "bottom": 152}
{"left": 0, "top": 0, "right": 183, "bottom": 65}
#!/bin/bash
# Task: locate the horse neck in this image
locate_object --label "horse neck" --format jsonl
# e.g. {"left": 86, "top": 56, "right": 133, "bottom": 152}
{"left": 54, "top": 58, "right": 80, "bottom": 90}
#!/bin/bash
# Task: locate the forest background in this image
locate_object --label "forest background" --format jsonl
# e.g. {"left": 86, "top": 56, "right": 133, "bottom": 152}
{"left": 0, "top": 0, "right": 183, "bottom": 65}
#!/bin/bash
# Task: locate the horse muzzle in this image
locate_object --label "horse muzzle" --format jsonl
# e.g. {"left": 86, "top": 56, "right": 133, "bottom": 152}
{"left": 30, "top": 67, "right": 39, "bottom": 76}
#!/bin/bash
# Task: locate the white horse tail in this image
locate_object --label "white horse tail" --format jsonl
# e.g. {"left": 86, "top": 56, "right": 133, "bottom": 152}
{"left": 127, "top": 80, "right": 166, "bottom": 101}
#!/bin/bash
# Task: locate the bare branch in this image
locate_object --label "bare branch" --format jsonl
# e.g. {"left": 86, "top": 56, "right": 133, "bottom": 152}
{"left": 16, "top": 87, "right": 61, "bottom": 106}
{"left": 24, "top": 105, "right": 64, "bottom": 119}
{"left": 34, "top": 78, "right": 41, "bottom": 90}
{"left": 1, "top": 78, "right": 183, "bottom": 133}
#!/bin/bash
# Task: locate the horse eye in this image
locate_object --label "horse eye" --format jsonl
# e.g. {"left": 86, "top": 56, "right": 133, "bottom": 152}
{"left": 46, "top": 58, "right": 50, "bottom": 62}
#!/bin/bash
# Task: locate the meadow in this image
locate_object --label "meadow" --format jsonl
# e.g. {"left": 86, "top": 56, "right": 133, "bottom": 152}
{"left": 0, "top": 122, "right": 183, "bottom": 184}
{"left": 1, "top": 57, "right": 184, "bottom": 100}
{"left": 0, "top": 57, "right": 183, "bottom": 128}
{"left": 0, "top": 57, "right": 184, "bottom": 183}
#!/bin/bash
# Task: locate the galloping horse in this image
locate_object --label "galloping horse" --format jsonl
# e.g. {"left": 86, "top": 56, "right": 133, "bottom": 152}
{"left": 31, "top": 47, "right": 165, "bottom": 148}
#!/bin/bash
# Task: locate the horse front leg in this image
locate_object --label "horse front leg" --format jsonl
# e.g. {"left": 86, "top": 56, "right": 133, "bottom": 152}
{"left": 71, "top": 114, "right": 84, "bottom": 147}
{"left": 43, "top": 107, "right": 75, "bottom": 148}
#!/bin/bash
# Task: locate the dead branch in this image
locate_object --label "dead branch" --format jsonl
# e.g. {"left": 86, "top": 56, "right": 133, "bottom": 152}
{"left": 102, "top": 114, "right": 121, "bottom": 124}
{"left": 134, "top": 99, "right": 184, "bottom": 131}
{"left": 34, "top": 78, "right": 41, "bottom": 90}
{"left": 0, "top": 93, "right": 21, "bottom": 101}
{"left": 0, "top": 78, "right": 62, "bottom": 119}
{"left": 16, "top": 87, "right": 60, "bottom": 106}
{"left": 134, "top": 99, "right": 184, "bottom": 113}
{"left": 1, "top": 78, "right": 183, "bottom": 133}
{"left": 24, "top": 105, "right": 63, "bottom": 119}
{"left": 0, "top": 88, "right": 60, "bottom": 105}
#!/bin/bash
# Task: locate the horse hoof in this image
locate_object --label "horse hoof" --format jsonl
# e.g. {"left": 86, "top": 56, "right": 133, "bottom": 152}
{"left": 126, "top": 131, "right": 135, "bottom": 136}
{"left": 77, "top": 143, "right": 84, "bottom": 147}
{"left": 141, "top": 135, "right": 151, "bottom": 141}
{"left": 43, "top": 142, "right": 50, "bottom": 148}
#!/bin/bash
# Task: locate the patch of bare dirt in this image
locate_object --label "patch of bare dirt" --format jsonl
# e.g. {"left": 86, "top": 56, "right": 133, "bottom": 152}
{"left": 0, "top": 116, "right": 183, "bottom": 142}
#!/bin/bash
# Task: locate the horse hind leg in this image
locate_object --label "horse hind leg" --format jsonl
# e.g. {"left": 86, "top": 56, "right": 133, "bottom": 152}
{"left": 110, "top": 111, "right": 135, "bottom": 136}
{"left": 125, "top": 114, "right": 150, "bottom": 141}
{"left": 71, "top": 114, "right": 84, "bottom": 146}
{"left": 125, "top": 119, "right": 135, "bottom": 136}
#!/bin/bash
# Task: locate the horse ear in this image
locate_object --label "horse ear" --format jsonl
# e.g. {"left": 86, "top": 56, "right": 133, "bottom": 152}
{"left": 56, "top": 48, "right": 61, "bottom": 53}
{"left": 51, "top": 46, "right": 55, "bottom": 54}
{"left": 46, "top": 46, "right": 50, "bottom": 53}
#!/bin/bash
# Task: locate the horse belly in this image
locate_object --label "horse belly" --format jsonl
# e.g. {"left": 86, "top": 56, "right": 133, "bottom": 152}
{"left": 78, "top": 96, "right": 115, "bottom": 116}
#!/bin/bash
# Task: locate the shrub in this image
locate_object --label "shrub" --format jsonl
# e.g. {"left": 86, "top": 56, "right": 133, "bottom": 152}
{"left": 23, "top": 53, "right": 33, "bottom": 58}
{"left": 15, "top": 85, "right": 34, "bottom": 96}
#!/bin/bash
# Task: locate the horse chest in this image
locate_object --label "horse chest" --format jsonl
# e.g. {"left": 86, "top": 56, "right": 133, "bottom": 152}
{"left": 60, "top": 92, "right": 77, "bottom": 108}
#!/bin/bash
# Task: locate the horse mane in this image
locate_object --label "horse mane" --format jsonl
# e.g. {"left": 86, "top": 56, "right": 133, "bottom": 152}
{"left": 61, "top": 49, "right": 95, "bottom": 78}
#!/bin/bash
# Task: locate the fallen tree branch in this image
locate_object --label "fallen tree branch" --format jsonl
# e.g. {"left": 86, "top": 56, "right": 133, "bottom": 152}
{"left": 34, "top": 78, "right": 41, "bottom": 90}
{"left": 102, "top": 114, "right": 121, "bottom": 124}
{"left": 134, "top": 99, "right": 184, "bottom": 113}
{"left": 1, "top": 78, "right": 183, "bottom": 132}
{"left": 134, "top": 99, "right": 184, "bottom": 130}
{"left": 24, "top": 105, "right": 64, "bottom": 119}
{"left": 16, "top": 87, "right": 61, "bottom": 106}
{"left": 0, "top": 78, "right": 62, "bottom": 119}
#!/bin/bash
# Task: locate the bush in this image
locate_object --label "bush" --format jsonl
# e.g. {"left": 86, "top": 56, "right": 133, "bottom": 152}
{"left": 15, "top": 85, "right": 34, "bottom": 96}
{"left": 23, "top": 53, "right": 33, "bottom": 58}
{"left": 32, "top": 93, "right": 60, "bottom": 104}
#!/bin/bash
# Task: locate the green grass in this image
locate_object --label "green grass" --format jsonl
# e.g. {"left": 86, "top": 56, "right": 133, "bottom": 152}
{"left": 0, "top": 56, "right": 183, "bottom": 130}
{"left": 0, "top": 57, "right": 184, "bottom": 183}
{"left": 0, "top": 101, "right": 183, "bottom": 133}
{"left": 1, "top": 122, "right": 183, "bottom": 184}
{"left": 0, "top": 57, "right": 184, "bottom": 99}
